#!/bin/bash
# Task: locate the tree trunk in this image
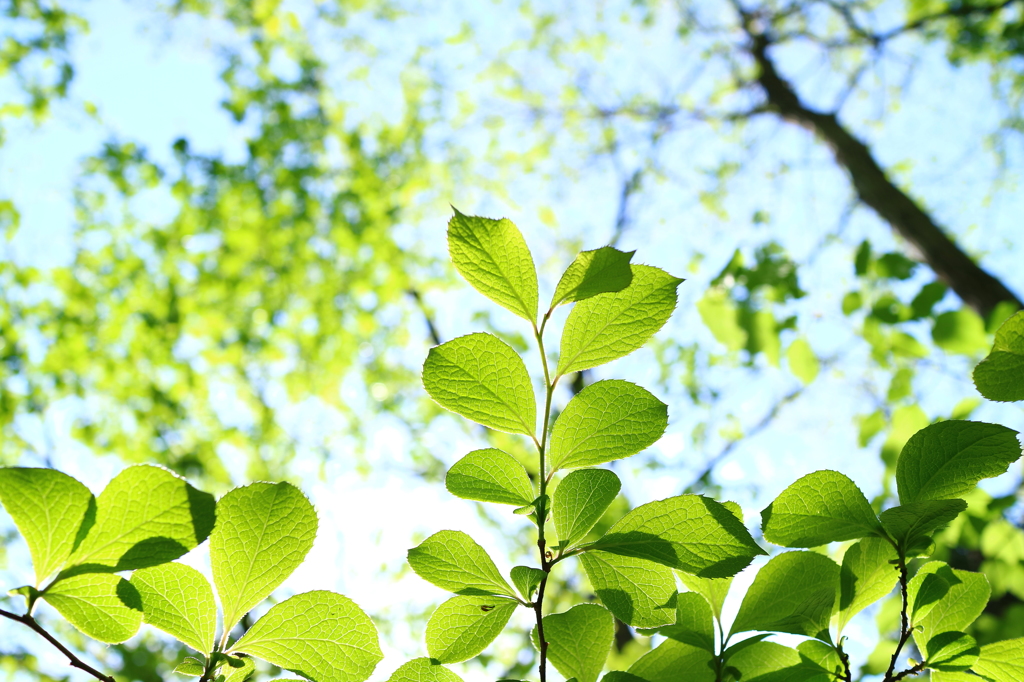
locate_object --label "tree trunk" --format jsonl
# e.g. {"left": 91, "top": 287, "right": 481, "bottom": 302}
{"left": 746, "top": 30, "right": 1022, "bottom": 319}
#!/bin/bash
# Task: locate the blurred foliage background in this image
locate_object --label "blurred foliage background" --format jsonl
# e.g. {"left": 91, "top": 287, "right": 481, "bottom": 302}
{"left": 1, "top": 0, "right": 1023, "bottom": 680}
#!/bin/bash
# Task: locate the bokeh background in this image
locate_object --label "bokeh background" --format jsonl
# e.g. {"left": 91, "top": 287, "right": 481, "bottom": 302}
{"left": 1, "top": 0, "right": 1023, "bottom": 680}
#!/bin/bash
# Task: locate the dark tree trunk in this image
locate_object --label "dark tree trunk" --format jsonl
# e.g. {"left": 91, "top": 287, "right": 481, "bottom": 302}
{"left": 745, "top": 30, "right": 1022, "bottom": 319}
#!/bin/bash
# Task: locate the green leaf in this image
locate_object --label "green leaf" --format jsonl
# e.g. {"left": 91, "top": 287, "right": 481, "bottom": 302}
{"left": 879, "top": 499, "right": 967, "bottom": 553}
{"left": 229, "top": 591, "right": 382, "bottom": 682}
{"left": 627, "top": 639, "right": 715, "bottom": 682}
{"left": 896, "top": 420, "right": 1021, "bottom": 504}
{"left": 677, "top": 573, "right": 732, "bottom": 620}
{"left": 65, "top": 464, "right": 215, "bottom": 573}
{"left": 730, "top": 551, "right": 839, "bottom": 640}
{"left": 974, "top": 311, "right": 1024, "bottom": 402}
{"left": 930, "top": 672, "right": 982, "bottom": 682}
{"left": 580, "top": 551, "right": 677, "bottom": 628}
{"left": 646, "top": 592, "right": 714, "bottom": 652}
{"left": 422, "top": 333, "right": 536, "bottom": 435}
{"left": 535, "top": 604, "right": 614, "bottom": 682}
{"left": 925, "top": 632, "right": 979, "bottom": 672}
{"left": 837, "top": 537, "right": 899, "bottom": 635}
{"left": 908, "top": 562, "right": 989, "bottom": 653}
{"left": 786, "top": 338, "right": 819, "bottom": 385}
{"left": 760, "top": 470, "right": 881, "bottom": 547}
{"left": 551, "top": 247, "right": 635, "bottom": 308}
{"left": 933, "top": 308, "right": 989, "bottom": 355}
{"left": 174, "top": 657, "right": 206, "bottom": 676}
{"left": 554, "top": 468, "right": 621, "bottom": 548}
{"left": 407, "top": 530, "right": 517, "bottom": 598}
{"left": 447, "top": 210, "right": 538, "bottom": 323}
{"left": 131, "top": 562, "right": 216, "bottom": 654}
{"left": 386, "top": 658, "right": 464, "bottom": 682}
{"left": 0, "top": 468, "right": 93, "bottom": 585}
{"left": 697, "top": 289, "right": 746, "bottom": 352}
{"left": 723, "top": 640, "right": 833, "bottom": 682}
{"left": 445, "top": 449, "right": 535, "bottom": 506}
{"left": 216, "top": 655, "right": 255, "bottom": 682}
{"left": 425, "top": 595, "right": 517, "bottom": 663}
{"left": 796, "top": 640, "right": 843, "bottom": 678}
{"left": 557, "top": 265, "right": 683, "bottom": 376}
{"left": 510, "top": 566, "right": 546, "bottom": 601}
{"left": 211, "top": 481, "right": 317, "bottom": 634}
{"left": 42, "top": 572, "right": 143, "bottom": 643}
{"left": 589, "top": 495, "right": 765, "bottom": 578}
{"left": 548, "top": 381, "right": 668, "bottom": 471}
{"left": 974, "top": 637, "right": 1024, "bottom": 682}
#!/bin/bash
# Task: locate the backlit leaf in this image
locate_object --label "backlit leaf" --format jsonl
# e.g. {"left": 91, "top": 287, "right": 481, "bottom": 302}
{"left": 557, "top": 265, "right": 682, "bottom": 375}
{"left": 448, "top": 210, "right": 538, "bottom": 323}
{"left": 786, "top": 338, "right": 819, "bottom": 385}
{"left": 42, "top": 572, "right": 142, "bottom": 644}
{"left": 423, "top": 333, "right": 536, "bottom": 435}
{"left": 216, "top": 655, "right": 254, "bottom": 682}
{"left": 407, "top": 531, "right": 516, "bottom": 598}
{"left": 723, "top": 640, "right": 832, "bottom": 682}
{"left": 908, "top": 562, "right": 989, "bottom": 654}
{"left": 550, "top": 247, "right": 634, "bottom": 308}
{"left": 879, "top": 499, "right": 967, "bottom": 554}
{"left": 837, "top": 537, "right": 898, "bottom": 635}
{"left": 425, "top": 595, "right": 517, "bottom": 663}
{"left": 731, "top": 551, "right": 839, "bottom": 640}
{"left": 510, "top": 566, "right": 546, "bottom": 601}
{"left": 445, "top": 449, "right": 534, "bottom": 506}
{"left": 229, "top": 591, "right": 382, "bottom": 682}
{"left": 627, "top": 639, "right": 715, "bottom": 682}
{"left": 536, "top": 604, "right": 613, "bottom": 682}
{"left": 896, "top": 420, "right": 1021, "bottom": 503}
{"left": 590, "top": 495, "right": 764, "bottom": 578}
{"left": 0, "top": 468, "right": 92, "bottom": 585}
{"left": 174, "top": 657, "right": 206, "bottom": 676}
{"left": 580, "top": 551, "right": 676, "bottom": 628}
{"left": 131, "top": 562, "right": 216, "bottom": 654}
{"left": 677, "top": 573, "right": 732, "bottom": 620}
{"left": 548, "top": 381, "right": 668, "bottom": 471}
{"left": 554, "top": 468, "right": 621, "bottom": 549}
{"left": 973, "top": 311, "right": 1024, "bottom": 402}
{"left": 974, "top": 637, "right": 1024, "bottom": 682}
{"left": 646, "top": 592, "right": 714, "bottom": 652}
{"left": 925, "top": 631, "right": 979, "bottom": 672}
{"left": 211, "top": 482, "right": 317, "bottom": 634}
{"left": 761, "top": 470, "right": 881, "bottom": 547}
{"left": 386, "top": 658, "right": 464, "bottom": 682}
{"left": 66, "top": 464, "right": 215, "bottom": 573}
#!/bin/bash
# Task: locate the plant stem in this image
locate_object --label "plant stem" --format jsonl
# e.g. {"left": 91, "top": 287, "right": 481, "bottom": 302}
{"left": 883, "top": 555, "right": 911, "bottom": 682}
{"left": 836, "top": 638, "right": 853, "bottom": 682}
{"left": 891, "top": 660, "right": 926, "bottom": 682}
{"left": 532, "top": 311, "right": 558, "bottom": 682}
{"left": 0, "top": 607, "right": 115, "bottom": 682}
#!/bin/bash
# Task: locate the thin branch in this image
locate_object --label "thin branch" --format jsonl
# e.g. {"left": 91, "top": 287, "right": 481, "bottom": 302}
{"left": 0, "top": 607, "right": 115, "bottom": 682}
{"left": 883, "top": 557, "right": 912, "bottom": 682}
{"left": 407, "top": 288, "right": 443, "bottom": 346}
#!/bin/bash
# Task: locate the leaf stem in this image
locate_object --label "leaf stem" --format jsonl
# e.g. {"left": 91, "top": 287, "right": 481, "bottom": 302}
{"left": 532, "top": 312, "right": 558, "bottom": 682}
{"left": 0, "top": 606, "right": 115, "bottom": 682}
{"left": 883, "top": 554, "right": 911, "bottom": 682}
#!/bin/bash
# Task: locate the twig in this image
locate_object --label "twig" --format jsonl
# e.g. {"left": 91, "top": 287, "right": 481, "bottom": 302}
{"left": 408, "top": 288, "right": 443, "bottom": 346}
{"left": 0, "top": 607, "right": 115, "bottom": 682}
{"left": 883, "top": 557, "right": 912, "bottom": 682}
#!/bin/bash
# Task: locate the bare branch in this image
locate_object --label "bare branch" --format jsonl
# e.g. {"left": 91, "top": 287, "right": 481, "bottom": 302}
{"left": 0, "top": 607, "right": 115, "bottom": 682}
